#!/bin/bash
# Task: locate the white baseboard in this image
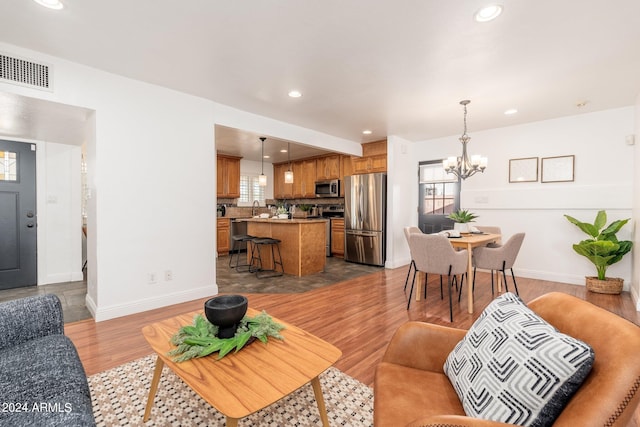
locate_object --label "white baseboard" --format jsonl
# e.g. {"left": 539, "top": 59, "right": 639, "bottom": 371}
{"left": 90, "top": 284, "right": 219, "bottom": 322}
{"left": 385, "top": 256, "right": 411, "bottom": 270}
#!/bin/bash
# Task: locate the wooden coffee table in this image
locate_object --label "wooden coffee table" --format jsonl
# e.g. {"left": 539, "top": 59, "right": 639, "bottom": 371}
{"left": 141, "top": 308, "right": 342, "bottom": 426}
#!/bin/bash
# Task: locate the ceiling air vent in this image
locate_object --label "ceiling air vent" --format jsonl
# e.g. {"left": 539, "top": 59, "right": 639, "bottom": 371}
{"left": 0, "top": 52, "right": 53, "bottom": 91}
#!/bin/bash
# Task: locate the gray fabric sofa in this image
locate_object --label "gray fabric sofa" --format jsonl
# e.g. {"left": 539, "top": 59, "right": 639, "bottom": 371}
{"left": 0, "top": 294, "right": 95, "bottom": 426}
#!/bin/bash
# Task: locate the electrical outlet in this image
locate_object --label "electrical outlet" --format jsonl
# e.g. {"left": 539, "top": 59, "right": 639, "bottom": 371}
{"left": 148, "top": 272, "right": 157, "bottom": 284}
{"left": 164, "top": 270, "right": 173, "bottom": 281}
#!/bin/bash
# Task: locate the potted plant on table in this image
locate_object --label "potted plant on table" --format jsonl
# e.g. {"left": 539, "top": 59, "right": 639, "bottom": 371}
{"left": 564, "top": 210, "right": 633, "bottom": 294}
{"left": 448, "top": 209, "right": 478, "bottom": 233}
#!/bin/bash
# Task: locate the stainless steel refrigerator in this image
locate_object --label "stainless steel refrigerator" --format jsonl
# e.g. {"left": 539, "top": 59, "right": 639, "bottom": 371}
{"left": 344, "top": 173, "right": 386, "bottom": 266}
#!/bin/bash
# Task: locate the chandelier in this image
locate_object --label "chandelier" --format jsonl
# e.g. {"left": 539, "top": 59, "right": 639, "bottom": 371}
{"left": 443, "top": 100, "right": 487, "bottom": 180}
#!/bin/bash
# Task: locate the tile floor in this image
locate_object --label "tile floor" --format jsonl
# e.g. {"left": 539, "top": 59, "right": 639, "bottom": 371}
{"left": 217, "top": 254, "right": 383, "bottom": 294}
{"left": 0, "top": 280, "right": 92, "bottom": 323}
{"left": 0, "top": 256, "right": 383, "bottom": 323}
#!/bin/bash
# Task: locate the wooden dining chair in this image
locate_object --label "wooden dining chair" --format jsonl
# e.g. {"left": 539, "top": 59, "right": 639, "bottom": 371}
{"left": 403, "top": 226, "right": 422, "bottom": 292}
{"left": 407, "top": 234, "right": 467, "bottom": 321}
{"left": 470, "top": 232, "right": 526, "bottom": 296}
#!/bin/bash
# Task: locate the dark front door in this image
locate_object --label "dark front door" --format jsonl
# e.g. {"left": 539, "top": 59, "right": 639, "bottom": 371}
{"left": 417, "top": 160, "right": 460, "bottom": 234}
{"left": 0, "top": 139, "right": 37, "bottom": 289}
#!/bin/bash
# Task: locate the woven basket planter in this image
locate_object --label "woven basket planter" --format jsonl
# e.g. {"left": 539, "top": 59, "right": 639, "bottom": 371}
{"left": 585, "top": 276, "right": 623, "bottom": 294}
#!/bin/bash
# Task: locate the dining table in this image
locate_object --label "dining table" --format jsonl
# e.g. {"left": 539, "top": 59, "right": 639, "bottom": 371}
{"left": 415, "top": 232, "right": 501, "bottom": 314}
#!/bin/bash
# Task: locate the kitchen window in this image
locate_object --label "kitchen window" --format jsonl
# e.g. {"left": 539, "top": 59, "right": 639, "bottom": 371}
{"left": 239, "top": 174, "right": 265, "bottom": 205}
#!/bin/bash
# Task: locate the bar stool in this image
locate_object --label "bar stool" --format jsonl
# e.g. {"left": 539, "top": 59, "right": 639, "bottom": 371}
{"left": 229, "top": 234, "right": 255, "bottom": 271}
{"left": 249, "top": 237, "right": 284, "bottom": 278}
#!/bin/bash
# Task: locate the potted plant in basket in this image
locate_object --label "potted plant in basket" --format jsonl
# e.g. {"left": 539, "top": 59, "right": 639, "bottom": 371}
{"left": 564, "top": 210, "right": 633, "bottom": 294}
{"left": 448, "top": 209, "right": 478, "bottom": 233}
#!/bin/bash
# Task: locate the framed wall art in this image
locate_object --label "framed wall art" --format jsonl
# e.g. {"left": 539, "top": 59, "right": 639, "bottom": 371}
{"left": 509, "top": 157, "right": 538, "bottom": 183}
{"left": 541, "top": 155, "right": 574, "bottom": 183}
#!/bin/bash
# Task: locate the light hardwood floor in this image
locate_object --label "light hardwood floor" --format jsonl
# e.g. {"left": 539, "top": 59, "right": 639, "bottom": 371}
{"left": 66, "top": 266, "right": 640, "bottom": 425}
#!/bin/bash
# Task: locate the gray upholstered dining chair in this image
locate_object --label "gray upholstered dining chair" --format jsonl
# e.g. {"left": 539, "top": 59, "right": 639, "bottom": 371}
{"left": 475, "top": 225, "right": 502, "bottom": 247}
{"left": 403, "top": 226, "right": 422, "bottom": 292}
{"left": 471, "top": 232, "right": 526, "bottom": 296}
{"left": 407, "top": 233, "right": 467, "bottom": 321}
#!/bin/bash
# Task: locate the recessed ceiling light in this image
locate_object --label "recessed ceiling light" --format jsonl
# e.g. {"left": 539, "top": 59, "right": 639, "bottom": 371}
{"left": 474, "top": 4, "right": 503, "bottom": 22}
{"left": 288, "top": 90, "right": 302, "bottom": 98}
{"left": 576, "top": 100, "right": 589, "bottom": 108}
{"left": 280, "top": 149, "right": 287, "bottom": 153}
{"left": 263, "top": 155, "right": 270, "bottom": 159}
{"left": 504, "top": 108, "right": 518, "bottom": 115}
{"left": 362, "top": 130, "right": 372, "bottom": 135}
{"left": 33, "top": 0, "right": 64, "bottom": 10}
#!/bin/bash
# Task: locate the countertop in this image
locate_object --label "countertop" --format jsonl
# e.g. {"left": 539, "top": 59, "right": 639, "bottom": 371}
{"left": 238, "top": 217, "right": 329, "bottom": 224}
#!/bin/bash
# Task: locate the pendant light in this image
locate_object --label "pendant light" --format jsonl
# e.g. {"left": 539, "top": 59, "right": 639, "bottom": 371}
{"left": 259, "top": 137, "right": 267, "bottom": 187}
{"left": 442, "top": 100, "right": 488, "bottom": 180}
{"left": 284, "top": 142, "right": 294, "bottom": 184}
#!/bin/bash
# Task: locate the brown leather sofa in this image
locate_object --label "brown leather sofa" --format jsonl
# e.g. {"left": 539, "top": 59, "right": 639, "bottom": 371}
{"left": 374, "top": 292, "right": 640, "bottom": 426}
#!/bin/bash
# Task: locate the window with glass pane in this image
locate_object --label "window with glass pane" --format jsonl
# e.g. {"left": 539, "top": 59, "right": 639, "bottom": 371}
{"left": 420, "top": 163, "right": 456, "bottom": 215}
{"left": 239, "top": 174, "right": 265, "bottom": 205}
{"left": 0, "top": 151, "right": 17, "bottom": 181}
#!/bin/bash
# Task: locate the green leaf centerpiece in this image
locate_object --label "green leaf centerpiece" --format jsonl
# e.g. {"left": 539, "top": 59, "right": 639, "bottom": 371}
{"left": 168, "top": 311, "right": 285, "bottom": 362}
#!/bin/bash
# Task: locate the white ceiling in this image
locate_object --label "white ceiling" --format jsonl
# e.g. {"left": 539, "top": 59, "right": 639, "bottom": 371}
{"left": 1, "top": 0, "right": 640, "bottom": 161}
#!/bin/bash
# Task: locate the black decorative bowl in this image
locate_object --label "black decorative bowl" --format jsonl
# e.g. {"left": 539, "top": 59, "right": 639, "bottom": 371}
{"left": 204, "top": 295, "right": 248, "bottom": 338}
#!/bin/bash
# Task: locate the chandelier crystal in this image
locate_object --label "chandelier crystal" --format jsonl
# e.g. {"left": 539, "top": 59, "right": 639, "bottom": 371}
{"left": 443, "top": 100, "right": 487, "bottom": 180}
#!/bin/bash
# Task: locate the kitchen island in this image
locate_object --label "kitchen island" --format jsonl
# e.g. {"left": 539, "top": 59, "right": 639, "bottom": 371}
{"left": 241, "top": 218, "right": 328, "bottom": 277}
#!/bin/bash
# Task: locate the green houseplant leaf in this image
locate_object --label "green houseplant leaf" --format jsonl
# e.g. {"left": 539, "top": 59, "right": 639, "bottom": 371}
{"left": 564, "top": 210, "right": 633, "bottom": 280}
{"left": 448, "top": 209, "right": 478, "bottom": 223}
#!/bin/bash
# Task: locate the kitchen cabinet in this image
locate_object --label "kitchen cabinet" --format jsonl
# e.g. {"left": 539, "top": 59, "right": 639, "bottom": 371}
{"left": 244, "top": 218, "right": 326, "bottom": 276}
{"left": 293, "top": 159, "right": 316, "bottom": 198}
{"left": 350, "top": 140, "right": 387, "bottom": 175}
{"left": 316, "top": 155, "right": 340, "bottom": 180}
{"left": 273, "top": 163, "right": 293, "bottom": 199}
{"left": 217, "top": 154, "right": 241, "bottom": 198}
{"left": 217, "top": 218, "right": 231, "bottom": 255}
{"left": 331, "top": 218, "right": 345, "bottom": 257}
{"left": 340, "top": 155, "right": 352, "bottom": 196}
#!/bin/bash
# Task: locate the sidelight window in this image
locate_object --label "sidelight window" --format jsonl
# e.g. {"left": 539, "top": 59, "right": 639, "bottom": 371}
{"left": 0, "top": 151, "right": 17, "bottom": 181}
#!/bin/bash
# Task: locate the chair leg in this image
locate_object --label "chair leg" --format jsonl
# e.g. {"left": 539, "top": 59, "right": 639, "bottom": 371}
{"left": 423, "top": 273, "right": 428, "bottom": 299}
{"left": 491, "top": 270, "right": 496, "bottom": 294}
{"left": 439, "top": 276, "right": 443, "bottom": 299}
{"left": 447, "top": 266, "right": 453, "bottom": 322}
{"left": 500, "top": 261, "right": 509, "bottom": 293}
{"left": 404, "top": 260, "right": 415, "bottom": 291}
{"left": 510, "top": 268, "right": 519, "bottom": 295}
{"left": 407, "top": 268, "right": 417, "bottom": 310}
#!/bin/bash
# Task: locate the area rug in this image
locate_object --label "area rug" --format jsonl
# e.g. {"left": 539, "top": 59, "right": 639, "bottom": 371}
{"left": 88, "top": 355, "right": 374, "bottom": 426}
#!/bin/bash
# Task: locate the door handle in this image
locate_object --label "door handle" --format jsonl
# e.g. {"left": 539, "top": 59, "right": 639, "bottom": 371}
{"left": 26, "top": 222, "right": 34, "bottom": 228}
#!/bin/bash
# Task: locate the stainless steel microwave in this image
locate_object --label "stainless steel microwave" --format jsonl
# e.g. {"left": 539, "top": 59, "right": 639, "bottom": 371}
{"left": 315, "top": 179, "right": 340, "bottom": 197}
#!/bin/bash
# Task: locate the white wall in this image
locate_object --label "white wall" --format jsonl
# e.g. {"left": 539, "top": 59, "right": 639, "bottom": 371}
{"left": 632, "top": 94, "right": 640, "bottom": 308}
{"left": 398, "top": 108, "right": 636, "bottom": 289}
{"left": 386, "top": 135, "right": 417, "bottom": 269}
{"left": 41, "top": 142, "right": 83, "bottom": 284}
{"left": 0, "top": 42, "right": 363, "bottom": 321}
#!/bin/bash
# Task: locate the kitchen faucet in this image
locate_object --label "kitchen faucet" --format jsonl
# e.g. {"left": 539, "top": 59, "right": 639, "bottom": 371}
{"left": 252, "top": 200, "right": 259, "bottom": 217}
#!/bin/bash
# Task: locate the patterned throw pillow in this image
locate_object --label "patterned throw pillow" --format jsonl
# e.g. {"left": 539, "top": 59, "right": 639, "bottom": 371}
{"left": 444, "top": 293, "right": 594, "bottom": 427}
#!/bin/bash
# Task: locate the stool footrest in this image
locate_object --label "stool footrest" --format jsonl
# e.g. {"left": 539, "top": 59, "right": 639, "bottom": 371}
{"left": 248, "top": 237, "right": 284, "bottom": 278}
